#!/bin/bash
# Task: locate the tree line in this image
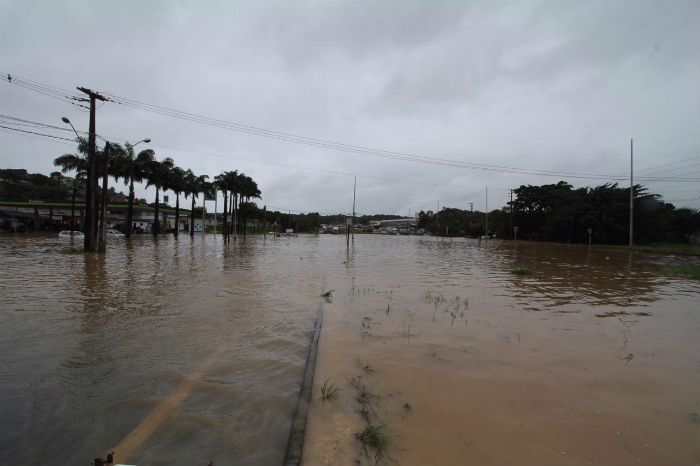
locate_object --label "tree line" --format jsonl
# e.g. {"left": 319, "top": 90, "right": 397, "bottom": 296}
{"left": 418, "top": 181, "right": 698, "bottom": 244}
{"left": 52, "top": 137, "right": 260, "bottom": 243}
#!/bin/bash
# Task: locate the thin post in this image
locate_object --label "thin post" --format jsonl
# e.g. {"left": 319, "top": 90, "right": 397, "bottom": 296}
{"left": 485, "top": 185, "right": 488, "bottom": 237}
{"left": 629, "top": 138, "right": 634, "bottom": 247}
{"left": 509, "top": 189, "right": 513, "bottom": 239}
{"left": 214, "top": 189, "right": 217, "bottom": 235}
{"left": 263, "top": 205, "right": 267, "bottom": 239}
{"left": 436, "top": 200, "right": 439, "bottom": 238}
{"left": 352, "top": 176, "right": 356, "bottom": 241}
{"left": 70, "top": 181, "right": 76, "bottom": 230}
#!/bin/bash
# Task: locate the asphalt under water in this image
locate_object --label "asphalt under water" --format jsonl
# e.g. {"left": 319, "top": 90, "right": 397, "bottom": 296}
{"left": 0, "top": 234, "right": 698, "bottom": 466}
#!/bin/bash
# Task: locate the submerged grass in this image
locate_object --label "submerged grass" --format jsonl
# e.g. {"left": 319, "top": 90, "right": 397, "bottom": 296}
{"left": 357, "top": 425, "right": 388, "bottom": 456}
{"left": 658, "top": 265, "right": 700, "bottom": 281}
{"left": 511, "top": 268, "right": 535, "bottom": 276}
{"left": 320, "top": 378, "right": 339, "bottom": 400}
{"left": 600, "top": 243, "right": 700, "bottom": 256}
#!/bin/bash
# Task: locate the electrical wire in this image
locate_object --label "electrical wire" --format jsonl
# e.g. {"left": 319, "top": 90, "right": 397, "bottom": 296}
{"left": 5, "top": 72, "right": 697, "bottom": 182}
{"left": 0, "top": 125, "right": 76, "bottom": 141}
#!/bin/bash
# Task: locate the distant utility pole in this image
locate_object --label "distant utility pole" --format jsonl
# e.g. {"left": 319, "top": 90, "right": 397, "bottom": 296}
{"left": 352, "top": 176, "right": 356, "bottom": 242}
{"left": 629, "top": 138, "right": 634, "bottom": 247}
{"left": 509, "top": 189, "right": 513, "bottom": 239}
{"left": 263, "top": 205, "right": 266, "bottom": 239}
{"left": 436, "top": 200, "right": 440, "bottom": 238}
{"left": 77, "top": 87, "right": 106, "bottom": 252}
{"left": 485, "top": 186, "right": 488, "bottom": 237}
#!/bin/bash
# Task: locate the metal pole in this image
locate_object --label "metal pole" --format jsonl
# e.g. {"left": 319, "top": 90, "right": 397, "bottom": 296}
{"left": 629, "top": 138, "right": 634, "bottom": 247}
{"left": 485, "top": 185, "right": 488, "bottom": 237}
{"left": 352, "top": 176, "right": 356, "bottom": 241}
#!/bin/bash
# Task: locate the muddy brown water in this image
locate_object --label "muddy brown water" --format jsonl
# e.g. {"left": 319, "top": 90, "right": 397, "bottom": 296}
{"left": 0, "top": 234, "right": 698, "bottom": 466}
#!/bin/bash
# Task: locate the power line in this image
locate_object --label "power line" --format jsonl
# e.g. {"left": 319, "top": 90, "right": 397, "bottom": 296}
{"left": 0, "top": 125, "right": 76, "bottom": 141}
{"left": 6, "top": 73, "right": 697, "bottom": 182}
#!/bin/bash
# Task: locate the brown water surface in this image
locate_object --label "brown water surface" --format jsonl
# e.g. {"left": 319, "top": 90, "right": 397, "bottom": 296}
{"left": 302, "top": 237, "right": 700, "bottom": 465}
{"left": 0, "top": 234, "right": 323, "bottom": 466}
{"left": 1, "top": 235, "right": 698, "bottom": 466}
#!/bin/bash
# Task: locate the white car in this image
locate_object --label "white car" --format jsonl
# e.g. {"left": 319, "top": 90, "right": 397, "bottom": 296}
{"left": 106, "top": 229, "right": 126, "bottom": 237}
{"left": 58, "top": 230, "right": 84, "bottom": 238}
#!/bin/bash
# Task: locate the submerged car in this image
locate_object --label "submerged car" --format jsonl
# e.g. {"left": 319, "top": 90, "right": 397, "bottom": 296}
{"left": 106, "top": 229, "right": 125, "bottom": 237}
{"left": 58, "top": 230, "right": 84, "bottom": 238}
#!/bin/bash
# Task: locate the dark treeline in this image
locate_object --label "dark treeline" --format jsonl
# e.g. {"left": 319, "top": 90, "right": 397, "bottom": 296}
{"left": 418, "top": 181, "right": 698, "bottom": 245}
{"left": 0, "top": 169, "right": 71, "bottom": 201}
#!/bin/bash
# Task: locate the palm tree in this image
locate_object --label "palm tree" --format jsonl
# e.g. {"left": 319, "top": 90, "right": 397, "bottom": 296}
{"left": 165, "top": 166, "right": 186, "bottom": 237}
{"left": 184, "top": 171, "right": 209, "bottom": 237}
{"left": 145, "top": 157, "right": 174, "bottom": 235}
{"left": 112, "top": 143, "right": 154, "bottom": 237}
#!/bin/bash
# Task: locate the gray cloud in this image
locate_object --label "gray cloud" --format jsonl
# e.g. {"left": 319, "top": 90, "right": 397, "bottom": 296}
{"left": 1, "top": 0, "right": 698, "bottom": 215}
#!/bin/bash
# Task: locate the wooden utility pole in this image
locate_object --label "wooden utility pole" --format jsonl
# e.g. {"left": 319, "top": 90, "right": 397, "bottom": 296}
{"left": 629, "top": 139, "right": 634, "bottom": 247}
{"left": 263, "top": 205, "right": 267, "bottom": 239}
{"left": 77, "top": 87, "right": 106, "bottom": 252}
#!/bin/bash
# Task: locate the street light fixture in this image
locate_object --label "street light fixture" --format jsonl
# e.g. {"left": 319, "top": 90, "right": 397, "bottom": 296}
{"left": 61, "top": 117, "right": 80, "bottom": 139}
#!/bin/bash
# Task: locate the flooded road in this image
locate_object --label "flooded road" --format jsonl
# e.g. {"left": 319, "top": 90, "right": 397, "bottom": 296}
{"left": 0, "top": 234, "right": 698, "bottom": 465}
{"left": 0, "top": 234, "right": 325, "bottom": 466}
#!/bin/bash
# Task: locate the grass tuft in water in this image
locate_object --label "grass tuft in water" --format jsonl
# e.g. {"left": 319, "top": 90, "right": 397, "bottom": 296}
{"left": 320, "top": 378, "right": 339, "bottom": 400}
{"left": 512, "top": 268, "right": 535, "bottom": 276}
{"left": 357, "top": 425, "right": 388, "bottom": 456}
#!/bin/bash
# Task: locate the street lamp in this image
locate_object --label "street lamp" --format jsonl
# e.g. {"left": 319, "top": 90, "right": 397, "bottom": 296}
{"left": 61, "top": 117, "right": 80, "bottom": 139}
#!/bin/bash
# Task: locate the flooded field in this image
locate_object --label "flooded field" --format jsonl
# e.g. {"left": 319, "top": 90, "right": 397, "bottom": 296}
{"left": 0, "top": 234, "right": 698, "bottom": 466}
{"left": 303, "top": 236, "right": 700, "bottom": 465}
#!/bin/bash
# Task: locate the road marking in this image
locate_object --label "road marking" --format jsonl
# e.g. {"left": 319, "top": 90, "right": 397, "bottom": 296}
{"left": 110, "top": 339, "right": 231, "bottom": 463}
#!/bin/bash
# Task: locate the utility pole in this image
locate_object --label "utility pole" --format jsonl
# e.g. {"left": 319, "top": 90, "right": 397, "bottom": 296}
{"left": 77, "top": 87, "right": 106, "bottom": 252}
{"left": 352, "top": 176, "right": 356, "bottom": 242}
{"left": 629, "top": 138, "right": 634, "bottom": 247}
{"left": 509, "top": 189, "right": 513, "bottom": 239}
{"left": 263, "top": 205, "right": 267, "bottom": 239}
{"left": 436, "top": 200, "right": 440, "bottom": 238}
{"left": 485, "top": 186, "right": 488, "bottom": 237}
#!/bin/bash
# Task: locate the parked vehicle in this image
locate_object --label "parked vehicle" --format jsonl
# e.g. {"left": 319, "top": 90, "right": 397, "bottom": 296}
{"left": 58, "top": 230, "right": 84, "bottom": 238}
{"left": 106, "top": 229, "right": 125, "bottom": 238}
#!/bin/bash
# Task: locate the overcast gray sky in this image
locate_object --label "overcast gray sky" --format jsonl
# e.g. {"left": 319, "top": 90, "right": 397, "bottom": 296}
{"left": 1, "top": 0, "right": 698, "bottom": 215}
